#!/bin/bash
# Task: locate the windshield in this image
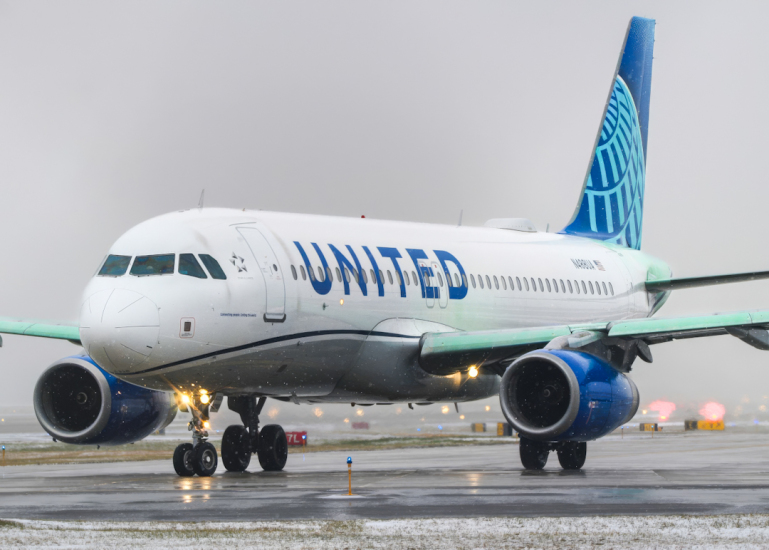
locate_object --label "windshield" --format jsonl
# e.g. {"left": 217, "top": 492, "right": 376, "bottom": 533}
{"left": 98, "top": 255, "right": 131, "bottom": 277}
{"left": 199, "top": 254, "right": 227, "bottom": 280}
{"left": 130, "top": 254, "right": 175, "bottom": 276}
{"left": 178, "top": 254, "right": 207, "bottom": 279}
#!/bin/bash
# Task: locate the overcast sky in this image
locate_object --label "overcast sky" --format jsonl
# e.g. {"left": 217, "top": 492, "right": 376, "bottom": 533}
{"left": 2, "top": 1, "right": 769, "bottom": 418}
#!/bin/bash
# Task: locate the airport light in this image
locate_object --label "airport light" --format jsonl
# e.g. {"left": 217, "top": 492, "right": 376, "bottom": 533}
{"left": 340, "top": 299, "right": 344, "bottom": 306}
{"left": 468, "top": 366, "right": 479, "bottom": 378}
{"left": 203, "top": 421, "right": 210, "bottom": 429}
{"left": 199, "top": 389, "right": 208, "bottom": 395}
{"left": 200, "top": 394, "right": 210, "bottom": 405}
{"left": 181, "top": 394, "right": 190, "bottom": 405}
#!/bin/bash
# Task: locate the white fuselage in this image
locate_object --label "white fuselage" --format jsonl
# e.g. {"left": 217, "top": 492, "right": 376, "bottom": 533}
{"left": 78, "top": 208, "right": 666, "bottom": 403}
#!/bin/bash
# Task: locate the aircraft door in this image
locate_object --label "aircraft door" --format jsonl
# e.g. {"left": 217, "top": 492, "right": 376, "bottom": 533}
{"left": 419, "top": 261, "right": 435, "bottom": 308}
{"left": 237, "top": 226, "right": 286, "bottom": 322}
{"left": 433, "top": 261, "right": 448, "bottom": 309}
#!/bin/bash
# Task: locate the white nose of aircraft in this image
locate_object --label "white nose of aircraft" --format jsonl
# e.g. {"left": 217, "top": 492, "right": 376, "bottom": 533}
{"left": 79, "top": 289, "right": 160, "bottom": 373}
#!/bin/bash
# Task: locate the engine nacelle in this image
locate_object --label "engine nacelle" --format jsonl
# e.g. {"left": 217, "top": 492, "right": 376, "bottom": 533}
{"left": 499, "top": 349, "right": 638, "bottom": 442}
{"left": 33, "top": 356, "right": 177, "bottom": 445}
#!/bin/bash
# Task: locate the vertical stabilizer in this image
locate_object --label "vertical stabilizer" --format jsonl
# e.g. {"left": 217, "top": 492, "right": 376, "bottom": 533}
{"left": 561, "top": 16, "right": 655, "bottom": 250}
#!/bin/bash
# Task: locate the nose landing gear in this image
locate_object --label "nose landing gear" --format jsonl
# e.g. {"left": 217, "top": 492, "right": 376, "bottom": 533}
{"left": 172, "top": 393, "right": 218, "bottom": 477}
{"left": 221, "top": 395, "right": 288, "bottom": 473}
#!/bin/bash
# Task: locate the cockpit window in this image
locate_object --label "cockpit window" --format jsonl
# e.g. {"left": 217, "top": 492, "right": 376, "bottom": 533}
{"left": 178, "top": 254, "right": 207, "bottom": 279}
{"left": 98, "top": 255, "right": 131, "bottom": 277}
{"left": 199, "top": 254, "right": 227, "bottom": 280}
{"left": 130, "top": 254, "right": 175, "bottom": 276}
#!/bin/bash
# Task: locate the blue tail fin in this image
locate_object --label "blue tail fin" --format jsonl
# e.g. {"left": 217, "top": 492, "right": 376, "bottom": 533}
{"left": 561, "top": 16, "right": 655, "bottom": 250}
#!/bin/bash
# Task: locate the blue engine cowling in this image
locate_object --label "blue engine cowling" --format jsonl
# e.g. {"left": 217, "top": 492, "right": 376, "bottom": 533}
{"left": 33, "top": 355, "right": 177, "bottom": 445}
{"left": 499, "top": 349, "right": 639, "bottom": 442}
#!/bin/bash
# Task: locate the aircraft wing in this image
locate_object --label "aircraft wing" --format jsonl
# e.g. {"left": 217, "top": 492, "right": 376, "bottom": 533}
{"left": 419, "top": 309, "right": 769, "bottom": 375}
{"left": 645, "top": 270, "right": 769, "bottom": 292}
{"left": 0, "top": 318, "right": 81, "bottom": 346}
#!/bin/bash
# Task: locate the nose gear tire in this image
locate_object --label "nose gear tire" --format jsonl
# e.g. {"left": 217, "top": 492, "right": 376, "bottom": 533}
{"left": 519, "top": 437, "right": 549, "bottom": 470}
{"left": 222, "top": 425, "right": 252, "bottom": 472}
{"left": 557, "top": 441, "right": 587, "bottom": 470}
{"left": 257, "top": 424, "right": 288, "bottom": 471}
{"left": 173, "top": 443, "right": 195, "bottom": 477}
{"left": 192, "top": 441, "right": 218, "bottom": 477}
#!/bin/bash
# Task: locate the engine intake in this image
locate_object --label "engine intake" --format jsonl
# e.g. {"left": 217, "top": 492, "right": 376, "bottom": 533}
{"left": 500, "top": 350, "right": 638, "bottom": 441}
{"left": 34, "top": 356, "right": 177, "bottom": 445}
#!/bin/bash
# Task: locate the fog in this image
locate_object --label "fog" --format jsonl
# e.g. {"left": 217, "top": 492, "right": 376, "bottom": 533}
{"left": 1, "top": 1, "right": 769, "bottom": 422}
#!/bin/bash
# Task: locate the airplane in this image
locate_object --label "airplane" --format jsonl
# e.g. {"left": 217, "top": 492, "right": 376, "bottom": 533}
{"left": 3, "top": 16, "right": 769, "bottom": 477}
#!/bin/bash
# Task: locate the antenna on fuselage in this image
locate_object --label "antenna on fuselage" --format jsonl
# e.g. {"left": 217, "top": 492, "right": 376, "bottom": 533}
{"left": 457, "top": 209, "right": 463, "bottom": 227}
{"left": 198, "top": 189, "right": 205, "bottom": 210}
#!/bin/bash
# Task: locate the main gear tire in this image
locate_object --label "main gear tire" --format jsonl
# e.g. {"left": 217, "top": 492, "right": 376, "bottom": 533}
{"left": 257, "top": 424, "right": 288, "bottom": 471}
{"left": 192, "top": 441, "right": 218, "bottom": 477}
{"left": 173, "top": 443, "right": 195, "bottom": 477}
{"left": 222, "top": 425, "right": 252, "bottom": 472}
{"left": 519, "top": 437, "right": 549, "bottom": 470}
{"left": 557, "top": 441, "right": 587, "bottom": 470}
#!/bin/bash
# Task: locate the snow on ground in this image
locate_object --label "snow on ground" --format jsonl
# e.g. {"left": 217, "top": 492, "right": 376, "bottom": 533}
{"left": 1, "top": 515, "right": 769, "bottom": 549}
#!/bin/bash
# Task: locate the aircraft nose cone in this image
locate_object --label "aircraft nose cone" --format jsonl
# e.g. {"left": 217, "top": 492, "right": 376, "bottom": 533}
{"left": 80, "top": 289, "right": 160, "bottom": 373}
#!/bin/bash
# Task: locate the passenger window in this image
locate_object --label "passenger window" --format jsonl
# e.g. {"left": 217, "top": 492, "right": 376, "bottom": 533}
{"left": 316, "top": 267, "right": 323, "bottom": 281}
{"left": 470, "top": 274, "right": 476, "bottom": 288}
{"left": 335, "top": 267, "right": 342, "bottom": 282}
{"left": 516, "top": 277, "right": 522, "bottom": 291}
{"left": 387, "top": 270, "right": 393, "bottom": 285}
{"left": 346, "top": 268, "right": 352, "bottom": 283}
{"left": 538, "top": 278, "right": 544, "bottom": 292}
{"left": 299, "top": 265, "right": 307, "bottom": 280}
{"left": 546, "top": 279, "right": 551, "bottom": 292}
{"left": 602, "top": 282, "right": 608, "bottom": 295}
{"left": 478, "top": 275, "right": 484, "bottom": 289}
{"left": 179, "top": 254, "right": 207, "bottom": 279}
{"left": 402, "top": 271, "right": 409, "bottom": 285}
{"left": 436, "top": 272, "right": 443, "bottom": 287}
{"left": 379, "top": 270, "right": 385, "bottom": 284}
{"left": 446, "top": 272, "right": 452, "bottom": 287}
{"left": 567, "top": 280, "right": 573, "bottom": 293}
{"left": 455, "top": 274, "right": 460, "bottom": 287}
{"left": 361, "top": 269, "right": 368, "bottom": 284}
{"left": 589, "top": 281, "right": 594, "bottom": 294}
{"left": 493, "top": 275, "right": 499, "bottom": 290}
{"left": 462, "top": 274, "right": 468, "bottom": 288}
{"left": 290, "top": 265, "right": 298, "bottom": 280}
{"left": 596, "top": 281, "right": 601, "bottom": 295}
{"left": 609, "top": 282, "right": 614, "bottom": 295}
{"left": 485, "top": 275, "right": 491, "bottom": 289}
{"left": 98, "top": 255, "right": 131, "bottom": 277}
{"left": 369, "top": 269, "right": 375, "bottom": 283}
{"left": 508, "top": 276, "right": 514, "bottom": 290}
{"left": 131, "top": 254, "right": 175, "bottom": 276}
{"left": 560, "top": 280, "right": 566, "bottom": 293}
{"left": 524, "top": 278, "right": 530, "bottom": 291}
{"left": 581, "top": 281, "right": 587, "bottom": 294}
{"left": 327, "top": 267, "right": 334, "bottom": 282}
{"left": 396, "top": 270, "right": 402, "bottom": 286}
{"left": 413, "top": 271, "right": 419, "bottom": 286}
{"left": 501, "top": 276, "right": 506, "bottom": 290}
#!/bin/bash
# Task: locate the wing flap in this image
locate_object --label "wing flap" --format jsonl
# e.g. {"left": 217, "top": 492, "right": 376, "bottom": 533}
{"left": 419, "top": 310, "right": 769, "bottom": 374}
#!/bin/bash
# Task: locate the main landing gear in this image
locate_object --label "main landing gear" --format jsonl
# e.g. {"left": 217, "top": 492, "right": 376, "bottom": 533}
{"left": 519, "top": 437, "right": 587, "bottom": 471}
{"left": 221, "top": 395, "right": 288, "bottom": 473}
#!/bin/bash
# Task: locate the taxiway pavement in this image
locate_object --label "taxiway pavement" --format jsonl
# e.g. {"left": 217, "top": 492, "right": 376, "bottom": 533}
{"left": 1, "top": 430, "right": 769, "bottom": 520}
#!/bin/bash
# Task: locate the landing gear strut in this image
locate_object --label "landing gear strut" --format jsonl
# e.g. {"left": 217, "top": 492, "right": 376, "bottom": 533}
{"left": 519, "top": 437, "right": 587, "bottom": 471}
{"left": 222, "top": 396, "right": 288, "bottom": 473}
{"left": 173, "top": 393, "right": 218, "bottom": 477}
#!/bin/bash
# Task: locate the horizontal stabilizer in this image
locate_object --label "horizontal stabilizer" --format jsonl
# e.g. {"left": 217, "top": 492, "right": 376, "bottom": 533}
{"left": 645, "top": 271, "right": 769, "bottom": 292}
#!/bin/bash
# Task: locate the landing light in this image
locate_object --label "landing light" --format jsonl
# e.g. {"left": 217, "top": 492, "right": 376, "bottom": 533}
{"left": 181, "top": 394, "right": 190, "bottom": 405}
{"left": 203, "top": 421, "right": 211, "bottom": 429}
{"left": 200, "top": 394, "right": 210, "bottom": 404}
{"left": 199, "top": 389, "right": 208, "bottom": 395}
{"left": 340, "top": 299, "right": 344, "bottom": 306}
{"left": 468, "top": 366, "right": 479, "bottom": 378}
